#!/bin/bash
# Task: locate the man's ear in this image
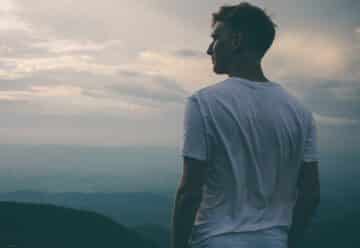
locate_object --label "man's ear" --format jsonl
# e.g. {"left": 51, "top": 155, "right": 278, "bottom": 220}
{"left": 231, "top": 32, "right": 244, "bottom": 52}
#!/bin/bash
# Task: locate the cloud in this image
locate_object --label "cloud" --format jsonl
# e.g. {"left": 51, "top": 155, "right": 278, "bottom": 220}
{"left": 172, "top": 49, "right": 206, "bottom": 58}
{"left": 0, "top": 0, "right": 15, "bottom": 12}
{"left": 107, "top": 82, "right": 186, "bottom": 104}
{"left": 0, "top": 85, "right": 156, "bottom": 119}
{"left": 0, "top": 0, "right": 357, "bottom": 146}
{"left": 3, "top": 0, "right": 356, "bottom": 87}
{"left": 0, "top": 65, "right": 189, "bottom": 105}
{"left": 13, "top": 0, "right": 199, "bottom": 47}
{"left": 1, "top": 55, "right": 120, "bottom": 79}
{"left": 121, "top": 50, "right": 224, "bottom": 92}
{"left": 0, "top": 12, "right": 30, "bottom": 32}
{"left": 265, "top": 29, "right": 350, "bottom": 81}
{"left": 286, "top": 79, "right": 360, "bottom": 122}
{"left": 0, "top": 0, "right": 30, "bottom": 32}
{"left": 0, "top": 85, "right": 82, "bottom": 102}
{"left": 83, "top": 71, "right": 189, "bottom": 106}
{"left": 30, "top": 39, "right": 122, "bottom": 54}
{"left": 0, "top": 64, "right": 190, "bottom": 124}
{"left": 138, "top": 0, "right": 360, "bottom": 82}
{"left": 144, "top": 0, "right": 360, "bottom": 29}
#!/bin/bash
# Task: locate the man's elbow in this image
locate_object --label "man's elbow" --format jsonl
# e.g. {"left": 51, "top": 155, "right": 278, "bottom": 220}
{"left": 310, "top": 183, "right": 321, "bottom": 207}
{"left": 176, "top": 186, "right": 202, "bottom": 203}
{"left": 314, "top": 191, "right": 320, "bottom": 207}
{"left": 298, "top": 190, "right": 320, "bottom": 209}
{"left": 297, "top": 161, "right": 321, "bottom": 208}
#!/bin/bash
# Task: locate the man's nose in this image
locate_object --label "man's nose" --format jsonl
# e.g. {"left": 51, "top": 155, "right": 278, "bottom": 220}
{"left": 207, "top": 42, "right": 213, "bottom": 56}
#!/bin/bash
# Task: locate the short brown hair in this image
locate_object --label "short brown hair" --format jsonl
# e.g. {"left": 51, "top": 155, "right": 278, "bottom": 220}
{"left": 212, "top": 2, "right": 277, "bottom": 58}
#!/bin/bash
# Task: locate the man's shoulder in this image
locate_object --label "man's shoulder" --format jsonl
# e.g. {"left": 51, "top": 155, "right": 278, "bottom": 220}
{"left": 190, "top": 79, "right": 230, "bottom": 99}
{"left": 275, "top": 85, "right": 312, "bottom": 114}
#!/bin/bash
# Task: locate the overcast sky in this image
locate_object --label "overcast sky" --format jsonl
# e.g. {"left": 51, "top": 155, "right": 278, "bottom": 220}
{"left": 0, "top": 0, "right": 359, "bottom": 151}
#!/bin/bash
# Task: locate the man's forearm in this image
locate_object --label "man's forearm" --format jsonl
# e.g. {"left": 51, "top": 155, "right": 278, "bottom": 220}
{"left": 288, "top": 193, "right": 320, "bottom": 248}
{"left": 171, "top": 188, "right": 202, "bottom": 248}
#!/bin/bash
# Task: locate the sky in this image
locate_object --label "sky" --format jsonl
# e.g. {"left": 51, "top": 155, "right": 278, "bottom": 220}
{"left": 0, "top": 0, "right": 359, "bottom": 151}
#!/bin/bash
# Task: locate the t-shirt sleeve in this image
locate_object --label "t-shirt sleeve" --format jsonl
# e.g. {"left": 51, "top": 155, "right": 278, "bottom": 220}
{"left": 180, "top": 95, "right": 207, "bottom": 161}
{"left": 303, "top": 112, "right": 319, "bottom": 162}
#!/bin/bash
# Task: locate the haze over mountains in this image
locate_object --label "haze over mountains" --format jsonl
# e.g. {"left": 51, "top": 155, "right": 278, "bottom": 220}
{"left": 0, "top": 144, "right": 181, "bottom": 194}
{"left": 1, "top": 144, "right": 360, "bottom": 247}
{"left": 1, "top": 143, "right": 359, "bottom": 194}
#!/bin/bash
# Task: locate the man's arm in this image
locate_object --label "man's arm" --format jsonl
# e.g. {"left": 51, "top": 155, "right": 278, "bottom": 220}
{"left": 171, "top": 157, "right": 207, "bottom": 248}
{"left": 288, "top": 160, "right": 320, "bottom": 248}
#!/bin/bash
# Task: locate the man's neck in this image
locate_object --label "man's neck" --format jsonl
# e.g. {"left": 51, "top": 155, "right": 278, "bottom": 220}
{"left": 227, "top": 63, "right": 269, "bottom": 82}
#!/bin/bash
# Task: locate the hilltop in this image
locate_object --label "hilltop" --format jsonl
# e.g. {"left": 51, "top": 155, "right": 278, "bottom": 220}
{"left": 0, "top": 201, "right": 158, "bottom": 248}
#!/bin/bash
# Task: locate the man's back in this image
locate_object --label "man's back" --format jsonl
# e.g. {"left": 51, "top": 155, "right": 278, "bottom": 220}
{"left": 181, "top": 76, "right": 318, "bottom": 246}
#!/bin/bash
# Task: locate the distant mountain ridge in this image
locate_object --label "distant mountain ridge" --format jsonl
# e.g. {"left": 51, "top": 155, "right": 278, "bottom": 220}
{"left": 0, "top": 201, "right": 158, "bottom": 248}
{"left": 134, "top": 224, "right": 170, "bottom": 248}
{"left": 0, "top": 191, "right": 174, "bottom": 228}
{"left": 2, "top": 190, "right": 360, "bottom": 248}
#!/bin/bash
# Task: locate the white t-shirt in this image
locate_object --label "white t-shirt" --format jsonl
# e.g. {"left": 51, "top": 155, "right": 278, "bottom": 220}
{"left": 181, "top": 76, "right": 318, "bottom": 246}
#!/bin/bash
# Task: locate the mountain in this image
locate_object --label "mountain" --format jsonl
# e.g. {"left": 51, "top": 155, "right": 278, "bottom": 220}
{"left": 1, "top": 191, "right": 360, "bottom": 247}
{"left": 134, "top": 224, "right": 171, "bottom": 248}
{"left": 0, "top": 191, "right": 174, "bottom": 228}
{"left": 0, "top": 201, "right": 158, "bottom": 248}
{"left": 300, "top": 211, "right": 360, "bottom": 248}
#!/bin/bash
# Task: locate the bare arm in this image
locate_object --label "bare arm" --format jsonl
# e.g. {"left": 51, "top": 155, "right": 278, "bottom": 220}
{"left": 171, "top": 157, "right": 207, "bottom": 248}
{"left": 288, "top": 160, "right": 320, "bottom": 248}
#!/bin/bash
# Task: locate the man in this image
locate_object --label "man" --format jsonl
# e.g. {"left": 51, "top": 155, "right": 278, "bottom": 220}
{"left": 171, "top": 2, "right": 320, "bottom": 248}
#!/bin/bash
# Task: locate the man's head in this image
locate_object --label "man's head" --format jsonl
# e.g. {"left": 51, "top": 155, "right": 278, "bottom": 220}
{"left": 207, "top": 2, "right": 277, "bottom": 74}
